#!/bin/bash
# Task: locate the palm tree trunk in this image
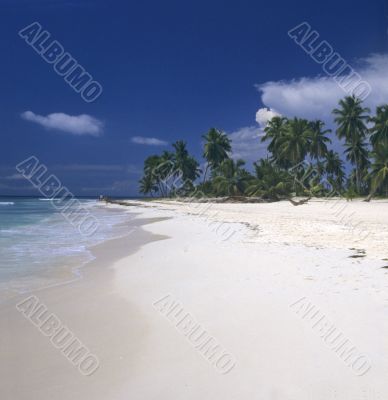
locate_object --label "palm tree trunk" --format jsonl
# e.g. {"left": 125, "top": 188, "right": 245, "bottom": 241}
{"left": 364, "top": 193, "right": 373, "bottom": 202}
{"left": 365, "top": 182, "right": 377, "bottom": 202}
{"left": 355, "top": 154, "right": 361, "bottom": 195}
{"left": 202, "top": 164, "right": 209, "bottom": 184}
{"left": 158, "top": 182, "right": 165, "bottom": 197}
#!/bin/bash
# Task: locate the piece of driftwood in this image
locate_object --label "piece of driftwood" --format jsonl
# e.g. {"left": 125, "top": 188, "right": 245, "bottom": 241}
{"left": 287, "top": 197, "right": 311, "bottom": 206}
{"left": 103, "top": 198, "right": 145, "bottom": 207}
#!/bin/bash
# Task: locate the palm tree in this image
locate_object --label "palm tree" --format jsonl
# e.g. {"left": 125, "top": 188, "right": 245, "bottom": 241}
{"left": 261, "top": 116, "right": 287, "bottom": 162}
{"left": 140, "top": 142, "right": 201, "bottom": 198}
{"left": 156, "top": 151, "right": 176, "bottom": 196}
{"left": 202, "top": 128, "right": 231, "bottom": 182}
{"left": 333, "top": 96, "right": 370, "bottom": 193}
{"left": 325, "top": 150, "right": 343, "bottom": 175}
{"left": 172, "top": 140, "right": 201, "bottom": 182}
{"left": 172, "top": 140, "right": 189, "bottom": 162}
{"left": 365, "top": 143, "right": 388, "bottom": 201}
{"left": 246, "top": 159, "right": 292, "bottom": 199}
{"left": 139, "top": 174, "right": 157, "bottom": 196}
{"left": 325, "top": 150, "right": 345, "bottom": 192}
{"left": 309, "top": 120, "right": 331, "bottom": 165}
{"left": 344, "top": 138, "right": 370, "bottom": 194}
{"left": 143, "top": 155, "right": 165, "bottom": 196}
{"left": 368, "top": 105, "right": 388, "bottom": 147}
{"left": 170, "top": 140, "right": 201, "bottom": 195}
{"left": 142, "top": 151, "right": 176, "bottom": 197}
{"left": 212, "top": 159, "right": 250, "bottom": 196}
{"left": 277, "top": 118, "right": 312, "bottom": 168}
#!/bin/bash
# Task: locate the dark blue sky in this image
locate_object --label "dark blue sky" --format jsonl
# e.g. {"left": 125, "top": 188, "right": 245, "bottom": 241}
{"left": 1, "top": 0, "right": 387, "bottom": 196}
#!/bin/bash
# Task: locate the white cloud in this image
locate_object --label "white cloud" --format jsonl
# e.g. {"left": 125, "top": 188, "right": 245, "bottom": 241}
{"left": 226, "top": 55, "right": 388, "bottom": 165}
{"left": 80, "top": 179, "right": 137, "bottom": 194}
{"left": 131, "top": 136, "right": 168, "bottom": 146}
{"left": 255, "top": 107, "right": 281, "bottom": 127}
{"left": 227, "top": 110, "right": 279, "bottom": 165}
{"left": 228, "top": 126, "right": 268, "bottom": 164}
{"left": 227, "top": 110, "right": 279, "bottom": 166}
{"left": 53, "top": 164, "right": 123, "bottom": 172}
{"left": 21, "top": 111, "right": 103, "bottom": 136}
{"left": 126, "top": 165, "right": 142, "bottom": 175}
{"left": 4, "top": 173, "right": 25, "bottom": 180}
{"left": 256, "top": 53, "right": 388, "bottom": 121}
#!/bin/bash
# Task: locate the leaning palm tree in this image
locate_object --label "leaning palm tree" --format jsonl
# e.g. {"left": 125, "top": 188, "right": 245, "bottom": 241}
{"left": 202, "top": 128, "right": 231, "bottom": 182}
{"left": 333, "top": 96, "right": 370, "bottom": 193}
{"left": 368, "top": 105, "right": 388, "bottom": 147}
{"left": 365, "top": 143, "right": 388, "bottom": 201}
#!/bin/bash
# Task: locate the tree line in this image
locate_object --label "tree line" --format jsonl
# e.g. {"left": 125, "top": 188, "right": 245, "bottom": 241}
{"left": 139, "top": 96, "right": 388, "bottom": 201}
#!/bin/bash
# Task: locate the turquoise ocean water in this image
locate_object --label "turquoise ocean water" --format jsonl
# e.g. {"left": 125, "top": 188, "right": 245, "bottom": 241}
{"left": 0, "top": 197, "right": 134, "bottom": 298}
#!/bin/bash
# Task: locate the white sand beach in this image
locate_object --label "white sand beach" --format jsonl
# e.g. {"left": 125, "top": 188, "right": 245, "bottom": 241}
{"left": 1, "top": 199, "right": 388, "bottom": 399}
{"left": 140, "top": 198, "right": 388, "bottom": 261}
{"left": 5, "top": 1, "right": 388, "bottom": 399}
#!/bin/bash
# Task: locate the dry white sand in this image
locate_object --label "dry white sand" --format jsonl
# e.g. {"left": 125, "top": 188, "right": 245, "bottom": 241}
{"left": 1, "top": 199, "right": 388, "bottom": 399}
{"left": 137, "top": 198, "right": 388, "bottom": 260}
{"left": 111, "top": 201, "right": 388, "bottom": 399}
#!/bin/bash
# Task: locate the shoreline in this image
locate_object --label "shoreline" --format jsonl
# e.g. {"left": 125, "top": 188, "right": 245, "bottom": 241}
{"left": 0, "top": 204, "right": 141, "bottom": 303}
{"left": 1, "top": 201, "right": 387, "bottom": 399}
{"left": 0, "top": 214, "right": 168, "bottom": 399}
